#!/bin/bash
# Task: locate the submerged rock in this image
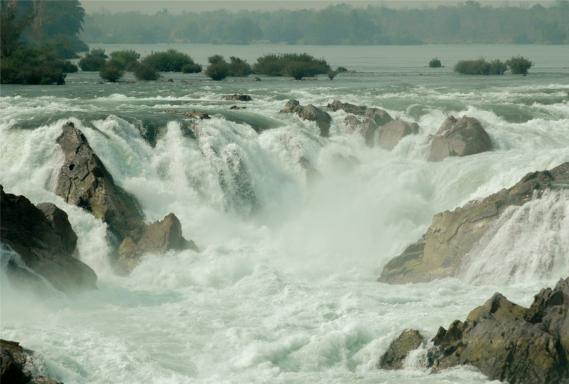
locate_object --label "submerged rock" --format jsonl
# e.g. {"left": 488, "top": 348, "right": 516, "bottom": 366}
{"left": 0, "top": 185, "right": 97, "bottom": 292}
{"left": 428, "top": 116, "right": 492, "bottom": 161}
{"left": 328, "top": 99, "right": 393, "bottom": 126}
{"left": 55, "top": 122, "right": 197, "bottom": 272}
{"left": 378, "top": 119, "right": 419, "bottom": 150}
{"left": 223, "top": 94, "right": 252, "bottom": 102}
{"left": 378, "top": 329, "right": 425, "bottom": 370}
{"left": 381, "top": 277, "right": 569, "bottom": 384}
{"left": 0, "top": 339, "right": 62, "bottom": 384}
{"left": 379, "top": 162, "right": 569, "bottom": 284}
{"left": 280, "top": 99, "right": 331, "bottom": 137}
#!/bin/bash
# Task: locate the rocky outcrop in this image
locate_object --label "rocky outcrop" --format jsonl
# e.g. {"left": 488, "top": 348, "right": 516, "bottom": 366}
{"left": 327, "top": 99, "right": 393, "bottom": 126}
{"left": 378, "top": 329, "right": 424, "bottom": 370}
{"left": 378, "top": 119, "right": 419, "bottom": 150}
{"left": 55, "top": 122, "right": 196, "bottom": 272}
{"left": 280, "top": 100, "right": 331, "bottom": 137}
{"left": 1, "top": 339, "right": 62, "bottom": 384}
{"left": 343, "top": 115, "right": 378, "bottom": 146}
{"left": 379, "top": 277, "right": 569, "bottom": 384}
{"left": 0, "top": 185, "right": 97, "bottom": 292}
{"left": 379, "top": 162, "right": 569, "bottom": 284}
{"left": 428, "top": 116, "right": 492, "bottom": 161}
{"left": 223, "top": 94, "right": 252, "bottom": 101}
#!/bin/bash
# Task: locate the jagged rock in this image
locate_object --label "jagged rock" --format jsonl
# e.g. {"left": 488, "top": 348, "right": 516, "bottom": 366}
{"left": 281, "top": 100, "right": 331, "bottom": 137}
{"left": 223, "top": 94, "right": 252, "bottom": 101}
{"left": 55, "top": 123, "right": 197, "bottom": 272}
{"left": 1, "top": 339, "right": 62, "bottom": 384}
{"left": 378, "top": 329, "right": 425, "bottom": 370}
{"left": 327, "top": 99, "right": 393, "bottom": 126}
{"left": 428, "top": 116, "right": 492, "bottom": 161}
{"left": 0, "top": 185, "right": 97, "bottom": 292}
{"left": 380, "top": 277, "right": 569, "bottom": 384}
{"left": 378, "top": 119, "right": 419, "bottom": 150}
{"left": 379, "top": 162, "right": 569, "bottom": 284}
{"left": 343, "top": 115, "right": 378, "bottom": 146}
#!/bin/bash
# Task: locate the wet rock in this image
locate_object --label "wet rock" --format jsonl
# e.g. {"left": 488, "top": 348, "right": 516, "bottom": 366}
{"left": 381, "top": 277, "right": 569, "bottom": 384}
{"left": 378, "top": 119, "right": 419, "bottom": 150}
{"left": 223, "top": 94, "right": 252, "bottom": 102}
{"left": 378, "top": 329, "right": 425, "bottom": 370}
{"left": 0, "top": 185, "right": 97, "bottom": 292}
{"left": 428, "top": 116, "right": 492, "bottom": 161}
{"left": 55, "top": 122, "right": 197, "bottom": 272}
{"left": 230, "top": 105, "right": 245, "bottom": 110}
{"left": 328, "top": 99, "right": 393, "bottom": 126}
{"left": 343, "top": 115, "right": 378, "bottom": 146}
{"left": 281, "top": 100, "right": 331, "bottom": 137}
{"left": 1, "top": 339, "right": 62, "bottom": 384}
{"left": 379, "top": 162, "right": 569, "bottom": 284}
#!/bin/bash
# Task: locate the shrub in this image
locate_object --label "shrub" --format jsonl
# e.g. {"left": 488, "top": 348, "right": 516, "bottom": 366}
{"left": 328, "top": 70, "right": 337, "bottom": 80}
{"left": 205, "top": 61, "right": 229, "bottom": 81}
{"left": 62, "top": 61, "right": 78, "bottom": 73}
{"left": 208, "top": 55, "right": 225, "bottom": 65}
{"left": 488, "top": 59, "right": 507, "bottom": 75}
{"left": 336, "top": 66, "right": 348, "bottom": 73}
{"left": 228, "top": 56, "right": 252, "bottom": 76}
{"left": 506, "top": 56, "right": 532, "bottom": 75}
{"left": 1, "top": 47, "right": 67, "bottom": 85}
{"left": 141, "top": 49, "right": 199, "bottom": 72}
{"left": 182, "top": 63, "right": 202, "bottom": 73}
{"left": 109, "top": 50, "right": 140, "bottom": 71}
{"left": 79, "top": 49, "right": 108, "bottom": 71}
{"left": 454, "top": 58, "right": 508, "bottom": 75}
{"left": 429, "top": 58, "right": 442, "bottom": 68}
{"left": 134, "top": 63, "right": 159, "bottom": 80}
{"left": 253, "top": 53, "right": 330, "bottom": 79}
{"left": 99, "top": 60, "right": 124, "bottom": 82}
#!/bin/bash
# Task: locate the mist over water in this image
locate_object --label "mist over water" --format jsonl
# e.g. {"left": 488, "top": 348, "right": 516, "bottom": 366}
{"left": 1, "top": 44, "right": 569, "bottom": 383}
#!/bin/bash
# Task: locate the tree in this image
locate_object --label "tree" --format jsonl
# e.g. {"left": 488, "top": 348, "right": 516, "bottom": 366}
{"left": 429, "top": 58, "right": 442, "bottom": 68}
{"left": 141, "top": 49, "right": 199, "bottom": 72}
{"left": 506, "top": 56, "right": 532, "bottom": 75}
{"left": 99, "top": 60, "right": 124, "bottom": 82}
{"left": 79, "top": 49, "right": 107, "bottom": 71}
{"left": 134, "top": 63, "right": 159, "bottom": 80}
{"left": 110, "top": 50, "right": 140, "bottom": 71}
{"left": 205, "top": 56, "right": 229, "bottom": 80}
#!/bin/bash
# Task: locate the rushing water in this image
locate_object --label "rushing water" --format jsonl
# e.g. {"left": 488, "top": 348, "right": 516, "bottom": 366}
{"left": 1, "top": 44, "right": 569, "bottom": 384}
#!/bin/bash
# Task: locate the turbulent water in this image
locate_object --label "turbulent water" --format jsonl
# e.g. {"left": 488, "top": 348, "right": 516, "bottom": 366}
{"left": 1, "top": 44, "right": 569, "bottom": 384}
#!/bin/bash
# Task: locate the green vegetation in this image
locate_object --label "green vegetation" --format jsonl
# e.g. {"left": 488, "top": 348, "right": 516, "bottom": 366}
{"left": 182, "top": 63, "right": 203, "bottom": 73}
{"left": 227, "top": 57, "right": 253, "bottom": 77}
{"left": 83, "top": 2, "right": 569, "bottom": 45}
{"left": 141, "top": 49, "right": 201, "bottom": 72}
{"left": 99, "top": 60, "right": 124, "bottom": 82}
{"left": 134, "top": 63, "right": 159, "bottom": 80}
{"left": 109, "top": 50, "right": 140, "bottom": 71}
{"left": 454, "top": 58, "right": 507, "bottom": 75}
{"left": 253, "top": 54, "right": 330, "bottom": 80}
{"left": 506, "top": 56, "right": 533, "bottom": 75}
{"left": 79, "top": 49, "right": 108, "bottom": 71}
{"left": 205, "top": 56, "right": 229, "bottom": 81}
{"left": 429, "top": 58, "right": 442, "bottom": 68}
{"left": 1, "top": 0, "right": 87, "bottom": 85}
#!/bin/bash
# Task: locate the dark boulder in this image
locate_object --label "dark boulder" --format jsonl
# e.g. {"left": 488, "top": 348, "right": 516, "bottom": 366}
{"left": 378, "top": 329, "right": 425, "bottom": 370}
{"left": 379, "top": 162, "right": 569, "bottom": 284}
{"left": 223, "top": 94, "right": 252, "bottom": 102}
{"left": 55, "top": 123, "right": 197, "bottom": 272}
{"left": 428, "top": 116, "right": 492, "bottom": 161}
{"left": 281, "top": 100, "right": 331, "bottom": 137}
{"left": 380, "top": 277, "right": 569, "bottom": 384}
{"left": 0, "top": 186, "right": 97, "bottom": 292}
{"left": 1, "top": 339, "right": 62, "bottom": 384}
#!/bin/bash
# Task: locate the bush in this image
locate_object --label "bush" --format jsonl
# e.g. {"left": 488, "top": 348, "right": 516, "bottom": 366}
{"left": 99, "top": 60, "right": 124, "bottom": 82}
{"left": 336, "top": 66, "right": 348, "bottom": 73}
{"left": 506, "top": 56, "right": 532, "bottom": 75}
{"left": 181, "top": 63, "right": 202, "bottom": 73}
{"left": 79, "top": 49, "right": 108, "bottom": 71}
{"left": 134, "top": 63, "right": 159, "bottom": 80}
{"left": 141, "top": 49, "right": 199, "bottom": 72}
{"left": 205, "top": 62, "right": 229, "bottom": 81}
{"left": 1, "top": 47, "right": 67, "bottom": 85}
{"left": 488, "top": 59, "right": 507, "bottom": 75}
{"left": 429, "top": 58, "right": 442, "bottom": 68}
{"left": 328, "top": 70, "right": 337, "bottom": 80}
{"left": 454, "top": 58, "right": 508, "bottom": 75}
{"left": 62, "top": 61, "right": 78, "bottom": 73}
{"left": 253, "top": 53, "right": 330, "bottom": 79}
{"left": 228, "top": 56, "right": 252, "bottom": 76}
{"left": 109, "top": 50, "right": 140, "bottom": 71}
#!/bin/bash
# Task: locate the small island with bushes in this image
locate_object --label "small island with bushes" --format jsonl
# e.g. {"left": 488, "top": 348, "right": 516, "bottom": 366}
{"left": 454, "top": 56, "right": 532, "bottom": 75}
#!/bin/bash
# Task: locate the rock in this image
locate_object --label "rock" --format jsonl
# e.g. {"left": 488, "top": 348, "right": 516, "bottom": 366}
{"left": 0, "top": 185, "right": 97, "bottom": 292}
{"left": 223, "top": 94, "right": 252, "bottom": 102}
{"left": 378, "top": 329, "right": 425, "bottom": 369}
{"left": 343, "top": 115, "right": 378, "bottom": 146}
{"left": 378, "top": 119, "right": 419, "bottom": 150}
{"left": 230, "top": 105, "right": 245, "bottom": 110}
{"left": 1, "top": 339, "right": 62, "bottom": 384}
{"left": 381, "top": 277, "right": 569, "bottom": 384}
{"left": 281, "top": 100, "right": 331, "bottom": 137}
{"left": 379, "top": 162, "right": 569, "bottom": 284}
{"left": 428, "top": 116, "right": 492, "bottom": 161}
{"left": 184, "top": 111, "right": 210, "bottom": 120}
{"left": 55, "top": 123, "right": 197, "bottom": 272}
{"left": 328, "top": 99, "right": 393, "bottom": 126}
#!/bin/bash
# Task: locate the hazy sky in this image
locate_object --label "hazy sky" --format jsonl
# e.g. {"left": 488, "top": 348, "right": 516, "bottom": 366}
{"left": 82, "top": 0, "right": 553, "bottom": 14}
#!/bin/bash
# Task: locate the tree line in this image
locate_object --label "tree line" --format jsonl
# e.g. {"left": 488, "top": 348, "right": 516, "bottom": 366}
{"left": 82, "top": 1, "right": 569, "bottom": 45}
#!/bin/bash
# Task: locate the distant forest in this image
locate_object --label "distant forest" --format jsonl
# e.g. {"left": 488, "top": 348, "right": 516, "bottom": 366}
{"left": 82, "top": 1, "right": 569, "bottom": 45}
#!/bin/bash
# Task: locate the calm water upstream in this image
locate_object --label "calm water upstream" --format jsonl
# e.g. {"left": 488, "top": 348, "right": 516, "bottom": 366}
{"left": 1, "top": 44, "right": 569, "bottom": 383}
